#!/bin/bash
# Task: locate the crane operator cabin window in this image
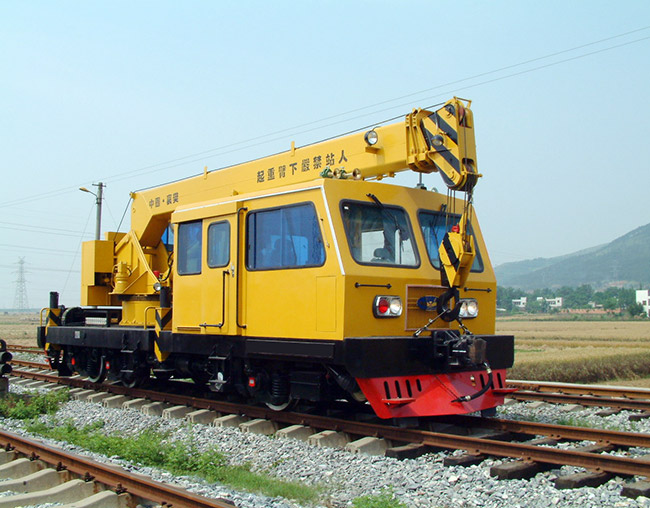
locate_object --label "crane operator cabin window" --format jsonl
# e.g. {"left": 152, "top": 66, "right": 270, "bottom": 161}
{"left": 341, "top": 201, "right": 418, "bottom": 267}
{"left": 418, "top": 210, "right": 484, "bottom": 272}
{"left": 246, "top": 203, "right": 326, "bottom": 270}
{"left": 207, "top": 221, "right": 230, "bottom": 268}
{"left": 177, "top": 221, "right": 202, "bottom": 275}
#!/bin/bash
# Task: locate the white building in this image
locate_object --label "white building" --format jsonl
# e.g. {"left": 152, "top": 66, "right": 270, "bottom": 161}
{"left": 546, "top": 297, "right": 563, "bottom": 309}
{"left": 637, "top": 289, "right": 650, "bottom": 317}
{"left": 512, "top": 296, "right": 527, "bottom": 309}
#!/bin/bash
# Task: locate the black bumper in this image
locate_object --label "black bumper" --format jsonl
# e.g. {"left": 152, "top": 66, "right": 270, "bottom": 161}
{"left": 343, "top": 334, "right": 514, "bottom": 378}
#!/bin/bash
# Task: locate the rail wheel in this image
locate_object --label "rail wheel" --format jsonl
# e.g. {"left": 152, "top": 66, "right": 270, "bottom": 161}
{"left": 264, "top": 370, "right": 295, "bottom": 411}
{"left": 86, "top": 350, "right": 107, "bottom": 384}
{"left": 265, "top": 398, "right": 297, "bottom": 411}
{"left": 73, "top": 349, "right": 106, "bottom": 384}
{"left": 120, "top": 367, "right": 149, "bottom": 388}
{"left": 117, "top": 350, "right": 149, "bottom": 388}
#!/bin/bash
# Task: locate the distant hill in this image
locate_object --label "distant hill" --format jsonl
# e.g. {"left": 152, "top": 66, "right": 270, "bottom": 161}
{"left": 495, "top": 223, "right": 650, "bottom": 289}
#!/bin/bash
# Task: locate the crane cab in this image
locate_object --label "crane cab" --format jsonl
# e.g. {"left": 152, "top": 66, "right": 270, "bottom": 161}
{"left": 162, "top": 177, "right": 513, "bottom": 417}
{"left": 40, "top": 97, "right": 515, "bottom": 419}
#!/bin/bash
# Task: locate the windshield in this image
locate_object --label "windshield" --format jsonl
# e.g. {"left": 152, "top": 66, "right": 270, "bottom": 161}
{"left": 418, "top": 210, "right": 484, "bottom": 272}
{"left": 340, "top": 201, "right": 418, "bottom": 267}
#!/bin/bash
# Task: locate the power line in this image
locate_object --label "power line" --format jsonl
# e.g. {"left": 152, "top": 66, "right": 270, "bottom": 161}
{"left": 0, "top": 224, "right": 94, "bottom": 239}
{"left": 132, "top": 34, "right": 650, "bottom": 193}
{"left": 1, "top": 25, "right": 649, "bottom": 210}
{"left": 0, "top": 243, "right": 77, "bottom": 255}
{"left": 0, "top": 264, "right": 77, "bottom": 273}
{"left": 0, "top": 220, "right": 89, "bottom": 235}
{"left": 76, "top": 24, "right": 650, "bottom": 185}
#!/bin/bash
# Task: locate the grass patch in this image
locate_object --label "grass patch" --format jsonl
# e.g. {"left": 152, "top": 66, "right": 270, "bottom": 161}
{"left": 509, "top": 351, "right": 650, "bottom": 384}
{"left": 555, "top": 416, "right": 593, "bottom": 428}
{"left": 0, "top": 390, "right": 69, "bottom": 419}
{"left": 0, "top": 312, "right": 40, "bottom": 346}
{"left": 497, "top": 319, "right": 650, "bottom": 341}
{"left": 26, "top": 420, "right": 319, "bottom": 504}
{"left": 352, "top": 489, "right": 408, "bottom": 508}
{"left": 496, "top": 319, "right": 650, "bottom": 385}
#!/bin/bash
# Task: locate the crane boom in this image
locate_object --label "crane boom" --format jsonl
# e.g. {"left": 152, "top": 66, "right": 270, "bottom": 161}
{"left": 83, "top": 97, "right": 480, "bottom": 308}
{"left": 130, "top": 97, "right": 479, "bottom": 245}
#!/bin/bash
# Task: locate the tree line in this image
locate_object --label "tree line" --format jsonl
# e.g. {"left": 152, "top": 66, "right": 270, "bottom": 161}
{"left": 497, "top": 285, "right": 646, "bottom": 316}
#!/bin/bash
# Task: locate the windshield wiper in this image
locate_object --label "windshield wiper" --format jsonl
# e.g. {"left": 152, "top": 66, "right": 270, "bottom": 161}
{"left": 366, "top": 193, "right": 407, "bottom": 262}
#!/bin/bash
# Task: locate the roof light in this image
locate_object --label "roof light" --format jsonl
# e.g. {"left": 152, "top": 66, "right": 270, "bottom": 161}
{"left": 364, "top": 130, "right": 379, "bottom": 146}
{"left": 431, "top": 134, "right": 444, "bottom": 147}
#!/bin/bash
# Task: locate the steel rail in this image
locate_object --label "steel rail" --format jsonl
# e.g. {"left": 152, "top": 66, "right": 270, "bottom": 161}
{"left": 0, "top": 428, "right": 237, "bottom": 508}
{"left": 435, "top": 414, "right": 650, "bottom": 448}
{"left": 10, "top": 359, "right": 51, "bottom": 370}
{"left": 6, "top": 344, "right": 44, "bottom": 354}
{"left": 509, "top": 380, "right": 650, "bottom": 400}
{"left": 508, "top": 391, "right": 650, "bottom": 411}
{"left": 9, "top": 367, "right": 650, "bottom": 477}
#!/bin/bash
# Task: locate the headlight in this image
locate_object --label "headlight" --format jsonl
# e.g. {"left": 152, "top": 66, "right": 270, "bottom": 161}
{"left": 364, "top": 129, "right": 379, "bottom": 146}
{"left": 389, "top": 298, "right": 402, "bottom": 315}
{"left": 459, "top": 298, "right": 479, "bottom": 318}
{"left": 431, "top": 134, "right": 444, "bottom": 147}
{"left": 373, "top": 296, "right": 402, "bottom": 318}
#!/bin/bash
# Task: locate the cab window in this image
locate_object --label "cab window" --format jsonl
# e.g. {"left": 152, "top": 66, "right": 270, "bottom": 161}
{"left": 246, "top": 203, "right": 325, "bottom": 270}
{"left": 161, "top": 224, "right": 174, "bottom": 252}
{"left": 340, "top": 201, "right": 418, "bottom": 267}
{"left": 418, "top": 210, "right": 484, "bottom": 272}
{"left": 177, "top": 221, "right": 202, "bottom": 275}
{"left": 207, "top": 221, "right": 230, "bottom": 268}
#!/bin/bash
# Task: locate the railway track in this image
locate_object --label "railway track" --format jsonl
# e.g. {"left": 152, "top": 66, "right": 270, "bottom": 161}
{"left": 508, "top": 379, "right": 650, "bottom": 412}
{"left": 7, "top": 365, "right": 650, "bottom": 497}
{"left": 0, "top": 428, "right": 236, "bottom": 508}
{"left": 11, "top": 345, "right": 650, "bottom": 409}
{"left": 510, "top": 379, "right": 650, "bottom": 399}
{"left": 12, "top": 355, "right": 650, "bottom": 413}
{"left": 9, "top": 358, "right": 50, "bottom": 370}
{"left": 6, "top": 344, "right": 44, "bottom": 355}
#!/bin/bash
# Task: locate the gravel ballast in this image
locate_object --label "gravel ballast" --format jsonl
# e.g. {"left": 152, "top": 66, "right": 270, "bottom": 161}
{"left": 3, "top": 382, "right": 650, "bottom": 508}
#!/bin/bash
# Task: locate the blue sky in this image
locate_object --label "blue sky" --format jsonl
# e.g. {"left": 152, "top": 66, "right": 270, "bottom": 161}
{"left": 1, "top": 1, "right": 649, "bottom": 308}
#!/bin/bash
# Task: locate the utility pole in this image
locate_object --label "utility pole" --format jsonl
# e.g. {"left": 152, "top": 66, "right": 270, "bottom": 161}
{"left": 80, "top": 182, "right": 105, "bottom": 240}
{"left": 13, "top": 257, "right": 29, "bottom": 310}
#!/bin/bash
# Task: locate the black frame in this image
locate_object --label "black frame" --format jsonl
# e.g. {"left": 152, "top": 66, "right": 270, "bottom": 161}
{"left": 339, "top": 199, "right": 421, "bottom": 269}
{"left": 207, "top": 220, "right": 231, "bottom": 268}
{"left": 245, "top": 201, "right": 326, "bottom": 271}
{"left": 417, "top": 209, "right": 485, "bottom": 273}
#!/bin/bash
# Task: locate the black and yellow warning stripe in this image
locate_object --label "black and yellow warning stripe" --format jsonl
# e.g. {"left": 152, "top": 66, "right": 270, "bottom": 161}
{"left": 155, "top": 307, "right": 172, "bottom": 336}
{"left": 47, "top": 308, "right": 62, "bottom": 327}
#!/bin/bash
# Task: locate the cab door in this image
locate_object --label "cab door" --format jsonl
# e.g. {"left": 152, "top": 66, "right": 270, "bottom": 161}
{"left": 172, "top": 203, "right": 237, "bottom": 335}
{"left": 200, "top": 215, "right": 235, "bottom": 334}
{"left": 240, "top": 192, "right": 338, "bottom": 339}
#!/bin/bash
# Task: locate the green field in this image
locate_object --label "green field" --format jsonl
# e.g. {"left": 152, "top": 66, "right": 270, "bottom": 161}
{"left": 497, "top": 318, "right": 650, "bottom": 385}
{"left": 0, "top": 312, "right": 40, "bottom": 346}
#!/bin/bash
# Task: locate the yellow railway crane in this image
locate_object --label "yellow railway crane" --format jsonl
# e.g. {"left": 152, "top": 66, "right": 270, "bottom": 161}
{"left": 39, "top": 98, "right": 514, "bottom": 419}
